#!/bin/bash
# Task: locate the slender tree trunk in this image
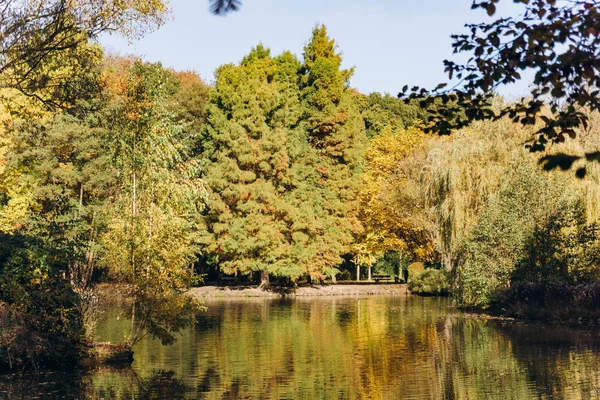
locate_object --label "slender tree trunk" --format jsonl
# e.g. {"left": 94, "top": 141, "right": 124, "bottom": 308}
{"left": 259, "top": 270, "right": 269, "bottom": 288}
{"left": 443, "top": 253, "right": 452, "bottom": 271}
{"left": 368, "top": 265, "right": 372, "bottom": 282}
{"left": 356, "top": 256, "right": 360, "bottom": 282}
{"left": 130, "top": 133, "right": 137, "bottom": 343}
{"left": 79, "top": 183, "right": 84, "bottom": 216}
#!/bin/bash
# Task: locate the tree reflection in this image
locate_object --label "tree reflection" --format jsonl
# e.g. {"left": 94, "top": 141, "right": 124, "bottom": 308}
{"left": 4, "top": 297, "right": 600, "bottom": 399}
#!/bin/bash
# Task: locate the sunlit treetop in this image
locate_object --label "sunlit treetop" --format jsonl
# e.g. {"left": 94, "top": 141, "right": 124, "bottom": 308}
{"left": 0, "top": 0, "right": 172, "bottom": 109}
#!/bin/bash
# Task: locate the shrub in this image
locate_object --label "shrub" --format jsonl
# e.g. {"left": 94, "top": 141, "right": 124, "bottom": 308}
{"left": 408, "top": 269, "right": 451, "bottom": 296}
{"left": 0, "top": 234, "right": 85, "bottom": 371}
{"left": 496, "top": 281, "right": 600, "bottom": 321}
{"left": 407, "top": 262, "right": 424, "bottom": 278}
{"left": 337, "top": 270, "right": 351, "bottom": 281}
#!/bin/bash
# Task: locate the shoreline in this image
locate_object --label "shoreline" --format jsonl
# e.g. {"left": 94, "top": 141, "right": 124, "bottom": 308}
{"left": 187, "top": 283, "right": 409, "bottom": 299}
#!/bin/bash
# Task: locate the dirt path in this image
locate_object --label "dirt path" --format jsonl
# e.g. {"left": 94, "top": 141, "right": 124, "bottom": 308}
{"left": 187, "top": 283, "right": 409, "bottom": 299}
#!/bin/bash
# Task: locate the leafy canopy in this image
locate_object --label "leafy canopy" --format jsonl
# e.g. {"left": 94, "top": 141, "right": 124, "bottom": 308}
{"left": 401, "top": 0, "right": 600, "bottom": 175}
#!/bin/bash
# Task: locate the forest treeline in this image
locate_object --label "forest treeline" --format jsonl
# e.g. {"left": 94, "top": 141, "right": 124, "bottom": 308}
{"left": 2, "top": 23, "right": 600, "bottom": 370}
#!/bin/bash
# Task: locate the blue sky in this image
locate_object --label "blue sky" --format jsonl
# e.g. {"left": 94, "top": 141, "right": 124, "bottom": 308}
{"left": 100, "top": 0, "right": 532, "bottom": 98}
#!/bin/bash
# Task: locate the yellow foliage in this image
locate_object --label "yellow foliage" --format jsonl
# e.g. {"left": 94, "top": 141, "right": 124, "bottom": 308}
{"left": 357, "top": 125, "right": 434, "bottom": 261}
{"left": 0, "top": 93, "right": 47, "bottom": 233}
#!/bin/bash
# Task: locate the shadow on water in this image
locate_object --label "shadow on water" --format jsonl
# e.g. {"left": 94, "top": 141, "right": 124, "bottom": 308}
{"left": 0, "top": 366, "right": 195, "bottom": 399}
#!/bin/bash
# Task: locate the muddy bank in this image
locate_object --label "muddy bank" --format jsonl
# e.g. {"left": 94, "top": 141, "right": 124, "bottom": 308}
{"left": 187, "top": 283, "right": 409, "bottom": 299}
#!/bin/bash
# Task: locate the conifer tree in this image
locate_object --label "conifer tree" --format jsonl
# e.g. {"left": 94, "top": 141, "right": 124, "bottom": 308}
{"left": 201, "top": 45, "right": 301, "bottom": 286}
{"left": 291, "top": 25, "right": 367, "bottom": 281}
{"left": 203, "top": 27, "right": 368, "bottom": 284}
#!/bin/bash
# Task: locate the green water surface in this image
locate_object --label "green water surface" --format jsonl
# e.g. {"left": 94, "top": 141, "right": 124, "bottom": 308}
{"left": 3, "top": 295, "right": 600, "bottom": 399}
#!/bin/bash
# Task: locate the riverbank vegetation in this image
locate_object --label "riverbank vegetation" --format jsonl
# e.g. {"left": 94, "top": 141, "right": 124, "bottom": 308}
{"left": 2, "top": 0, "right": 600, "bottom": 371}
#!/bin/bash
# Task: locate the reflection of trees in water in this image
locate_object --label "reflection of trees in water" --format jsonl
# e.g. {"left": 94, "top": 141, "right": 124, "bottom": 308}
{"left": 8, "top": 298, "right": 600, "bottom": 399}
{"left": 0, "top": 371, "right": 89, "bottom": 400}
{"left": 91, "top": 367, "right": 193, "bottom": 399}
{"left": 126, "top": 297, "right": 600, "bottom": 399}
{"left": 496, "top": 323, "right": 600, "bottom": 399}
{"left": 0, "top": 366, "right": 195, "bottom": 399}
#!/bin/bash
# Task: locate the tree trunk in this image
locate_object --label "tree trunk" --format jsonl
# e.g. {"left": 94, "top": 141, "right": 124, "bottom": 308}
{"left": 79, "top": 183, "right": 84, "bottom": 216}
{"left": 259, "top": 270, "right": 269, "bottom": 288}
{"left": 368, "top": 265, "right": 372, "bottom": 281}
{"left": 443, "top": 253, "right": 453, "bottom": 271}
{"left": 356, "top": 258, "right": 360, "bottom": 282}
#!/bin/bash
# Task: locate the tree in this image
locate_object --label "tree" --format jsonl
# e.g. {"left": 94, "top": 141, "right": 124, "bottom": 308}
{"left": 101, "top": 60, "right": 204, "bottom": 346}
{"left": 401, "top": 0, "right": 600, "bottom": 175}
{"left": 5, "top": 112, "right": 115, "bottom": 294}
{"left": 201, "top": 45, "right": 302, "bottom": 286}
{"left": 202, "top": 27, "right": 367, "bottom": 285}
{"left": 0, "top": 0, "right": 169, "bottom": 107}
{"left": 0, "top": 233, "right": 86, "bottom": 370}
{"left": 358, "top": 126, "right": 433, "bottom": 266}
{"left": 293, "top": 24, "right": 367, "bottom": 281}
{"left": 358, "top": 92, "right": 427, "bottom": 138}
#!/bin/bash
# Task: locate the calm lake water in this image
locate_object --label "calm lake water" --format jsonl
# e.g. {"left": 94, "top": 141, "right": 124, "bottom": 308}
{"left": 3, "top": 295, "right": 600, "bottom": 399}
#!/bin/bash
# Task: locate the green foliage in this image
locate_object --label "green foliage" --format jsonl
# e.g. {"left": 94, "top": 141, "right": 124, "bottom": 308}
{"left": 407, "top": 262, "right": 424, "bottom": 277}
{"left": 408, "top": 268, "right": 450, "bottom": 296}
{"left": 201, "top": 45, "right": 302, "bottom": 281}
{"left": 497, "top": 281, "right": 600, "bottom": 321}
{"left": 373, "top": 251, "right": 402, "bottom": 277}
{"left": 453, "top": 163, "right": 544, "bottom": 308}
{"left": 0, "top": 1, "right": 169, "bottom": 109}
{"left": 202, "top": 27, "right": 367, "bottom": 282}
{"left": 359, "top": 93, "right": 426, "bottom": 138}
{"left": 0, "top": 234, "right": 85, "bottom": 371}
{"left": 101, "top": 60, "right": 205, "bottom": 345}
{"left": 4, "top": 112, "right": 114, "bottom": 288}
{"left": 421, "top": 116, "right": 535, "bottom": 271}
{"left": 402, "top": 0, "right": 600, "bottom": 176}
{"left": 454, "top": 161, "right": 600, "bottom": 309}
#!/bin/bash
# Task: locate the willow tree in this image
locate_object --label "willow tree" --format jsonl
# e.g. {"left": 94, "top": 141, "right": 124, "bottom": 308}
{"left": 421, "top": 117, "right": 535, "bottom": 270}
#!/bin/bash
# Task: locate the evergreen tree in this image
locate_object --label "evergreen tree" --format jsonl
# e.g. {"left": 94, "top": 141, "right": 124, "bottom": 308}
{"left": 293, "top": 25, "right": 367, "bottom": 281}
{"left": 201, "top": 45, "right": 302, "bottom": 286}
{"left": 202, "top": 27, "right": 367, "bottom": 284}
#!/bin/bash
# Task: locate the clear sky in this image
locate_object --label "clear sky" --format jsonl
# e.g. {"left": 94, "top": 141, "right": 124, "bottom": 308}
{"left": 100, "top": 0, "right": 532, "bottom": 98}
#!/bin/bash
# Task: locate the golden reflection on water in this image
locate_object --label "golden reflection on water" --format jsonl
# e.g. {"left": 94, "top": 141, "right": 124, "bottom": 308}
{"left": 3, "top": 296, "right": 600, "bottom": 399}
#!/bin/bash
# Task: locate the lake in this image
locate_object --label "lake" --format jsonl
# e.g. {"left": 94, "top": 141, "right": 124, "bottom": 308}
{"left": 2, "top": 295, "right": 600, "bottom": 399}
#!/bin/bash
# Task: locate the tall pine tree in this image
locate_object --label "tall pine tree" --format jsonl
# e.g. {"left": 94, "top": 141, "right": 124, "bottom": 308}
{"left": 290, "top": 25, "right": 367, "bottom": 281}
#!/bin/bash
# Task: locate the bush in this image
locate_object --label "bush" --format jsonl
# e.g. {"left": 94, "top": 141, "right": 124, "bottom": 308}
{"left": 0, "top": 234, "right": 85, "bottom": 371}
{"left": 337, "top": 270, "right": 351, "bottom": 281}
{"left": 407, "top": 262, "right": 424, "bottom": 278}
{"left": 496, "top": 281, "right": 600, "bottom": 321}
{"left": 408, "top": 268, "right": 451, "bottom": 296}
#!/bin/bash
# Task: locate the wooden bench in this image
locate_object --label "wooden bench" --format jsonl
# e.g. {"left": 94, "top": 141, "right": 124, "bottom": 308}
{"left": 372, "top": 274, "right": 393, "bottom": 282}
